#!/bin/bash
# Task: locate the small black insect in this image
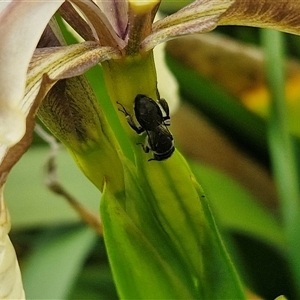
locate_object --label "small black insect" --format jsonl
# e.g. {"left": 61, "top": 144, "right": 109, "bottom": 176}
{"left": 139, "top": 130, "right": 175, "bottom": 161}
{"left": 117, "top": 94, "right": 175, "bottom": 161}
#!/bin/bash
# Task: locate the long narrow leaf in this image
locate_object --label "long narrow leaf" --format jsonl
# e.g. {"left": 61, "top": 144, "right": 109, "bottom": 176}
{"left": 262, "top": 29, "right": 300, "bottom": 296}
{"left": 23, "top": 226, "right": 97, "bottom": 299}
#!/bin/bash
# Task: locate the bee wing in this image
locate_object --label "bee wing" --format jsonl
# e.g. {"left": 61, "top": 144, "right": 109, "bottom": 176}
{"left": 146, "top": 130, "right": 156, "bottom": 149}
{"left": 157, "top": 125, "right": 173, "bottom": 140}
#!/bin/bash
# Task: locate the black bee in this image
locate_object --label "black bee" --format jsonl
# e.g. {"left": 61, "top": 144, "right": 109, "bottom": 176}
{"left": 117, "top": 94, "right": 175, "bottom": 161}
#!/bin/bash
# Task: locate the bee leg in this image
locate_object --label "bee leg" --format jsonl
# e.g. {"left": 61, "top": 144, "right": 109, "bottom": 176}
{"left": 159, "top": 98, "right": 171, "bottom": 126}
{"left": 158, "top": 98, "right": 170, "bottom": 117}
{"left": 163, "top": 117, "right": 171, "bottom": 126}
{"left": 117, "top": 102, "right": 144, "bottom": 134}
{"left": 136, "top": 142, "right": 151, "bottom": 153}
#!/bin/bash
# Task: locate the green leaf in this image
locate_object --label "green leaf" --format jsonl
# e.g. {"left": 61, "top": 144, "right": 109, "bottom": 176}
{"left": 101, "top": 159, "right": 196, "bottom": 299}
{"left": 68, "top": 263, "right": 118, "bottom": 300}
{"left": 160, "top": 0, "right": 193, "bottom": 13}
{"left": 101, "top": 152, "right": 246, "bottom": 299}
{"left": 5, "top": 146, "right": 99, "bottom": 229}
{"left": 262, "top": 29, "right": 300, "bottom": 295}
{"left": 190, "top": 160, "right": 285, "bottom": 250}
{"left": 85, "top": 65, "right": 135, "bottom": 163}
{"left": 22, "top": 225, "right": 97, "bottom": 299}
{"left": 38, "top": 75, "right": 124, "bottom": 192}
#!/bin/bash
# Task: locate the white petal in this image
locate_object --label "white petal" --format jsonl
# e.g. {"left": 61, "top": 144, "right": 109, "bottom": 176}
{"left": 0, "top": 1, "right": 64, "bottom": 147}
{"left": 154, "top": 43, "right": 180, "bottom": 114}
{"left": 0, "top": 188, "right": 25, "bottom": 299}
{"left": 154, "top": 12, "right": 179, "bottom": 113}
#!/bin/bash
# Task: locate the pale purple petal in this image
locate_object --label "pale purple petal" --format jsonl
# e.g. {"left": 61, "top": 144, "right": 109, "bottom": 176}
{"left": 219, "top": 0, "right": 300, "bottom": 36}
{"left": 143, "top": 0, "right": 300, "bottom": 51}
{"left": 58, "top": 1, "right": 96, "bottom": 41}
{"left": 95, "top": 0, "right": 128, "bottom": 39}
{"left": 25, "top": 42, "right": 121, "bottom": 116}
{"left": 141, "top": 0, "right": 234, "bottom": 51}
{"left": 70, "top": 0, "right": 125, "bottom": 47}
{"left": 0, "top": 1, "right": 64, "bottom": 146}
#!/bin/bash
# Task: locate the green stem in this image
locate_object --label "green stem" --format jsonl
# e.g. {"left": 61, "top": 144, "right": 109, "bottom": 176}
{"left": 101, "top": 51, "right": 158, "bottom": 161}
{"left": 100, "top": 49, "right": 245, "bottom": 300}
{"left": 261, "top": 29, "right": 300, "bottom": 294}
